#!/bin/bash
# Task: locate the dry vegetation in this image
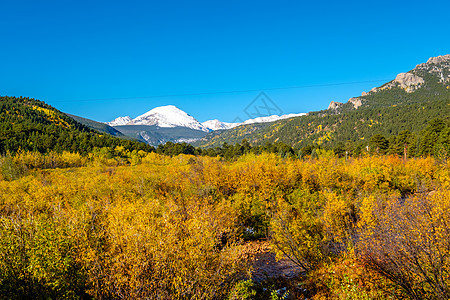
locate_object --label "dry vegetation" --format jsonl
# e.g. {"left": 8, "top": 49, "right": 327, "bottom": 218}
{"left": 0, "top": 150, "right": 449, "bottom": 299}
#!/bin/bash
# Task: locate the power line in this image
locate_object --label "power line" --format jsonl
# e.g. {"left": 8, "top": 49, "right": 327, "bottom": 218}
{"left": 51, "top": 79, "right": 389, "bottom": 103}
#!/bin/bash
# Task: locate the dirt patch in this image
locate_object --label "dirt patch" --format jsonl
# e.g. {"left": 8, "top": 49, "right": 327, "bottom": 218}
{"left": 242, "top": 240, "right": 303, "bottom": 282}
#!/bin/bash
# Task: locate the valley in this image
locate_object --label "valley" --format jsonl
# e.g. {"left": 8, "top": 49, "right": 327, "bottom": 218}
{"left": 0, "top": 55, "right": 449, "bottom": 300}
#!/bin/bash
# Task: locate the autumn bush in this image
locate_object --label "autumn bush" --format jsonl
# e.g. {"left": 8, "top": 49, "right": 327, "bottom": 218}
{"left": 305, "top": 251, "right": 397, "bottom": 300}
{"left": 358, "top": 189, "right": 450, "bottom": 299}
{"left": 0, "top": 154, "right": 248, "bottom": 299}
{"left": 0, "top": 151, "right": 448, "bottom": 298}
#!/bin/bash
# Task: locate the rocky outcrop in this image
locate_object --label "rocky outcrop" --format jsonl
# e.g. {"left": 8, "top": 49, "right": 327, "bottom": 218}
{"left": 418, "top": 55, "right": 450, "bottom": 84}
{"left": 328, "top": 101, "right": 343, "bottom": 110}
{"left": 394, "top": 72, "right": 425, "bottom": 93}
{"left": 366, "top": 55, "right": 450, "bottom": 96}
{"left": 348, "top": 97, "right": 362, "bottom": 109}
{"left": 327, "top": 54, "right": 449, "bottom": 111}
{"left": 427, "top": 54, "right": 450, "bottom": 64}
{"left": 328, "top": 98, "right": 362, "bottom": 111}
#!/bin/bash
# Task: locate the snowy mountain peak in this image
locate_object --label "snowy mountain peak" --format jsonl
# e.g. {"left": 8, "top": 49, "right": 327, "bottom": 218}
{"left": 202, "top": 113, "right": 307, "bottom": 131}
{"left": 128, "top": 105, "right": 209, "bottom": 132}
{"left": 107, "top": 116, "right": 133, "bottom": 126}
{"left": 137, "top": 105, "right": 187, "bottom": 119}
{"left": 107, "top": 105, "right": 306, "bottom": 133}
{"left": 202, "top": 119, "right": 239, "bottom": 131}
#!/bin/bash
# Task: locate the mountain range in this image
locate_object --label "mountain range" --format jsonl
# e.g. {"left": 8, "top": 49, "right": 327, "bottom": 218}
{"left": 107, "top": 105, "right": 306, "bottom": 132}
{"left": 96, "top": 54, "right": 449, "bottom": 148}
{"left": 101, "top": 105, "right": 306, "bottom": 145}
{"left": 192, "top": 54, "right": 450, "bottom": 148}
{"left": 107, "top": 105, "right": 210, "bottom": 132}
{"left": 66, "top": 54, "right": 450, "bottom": 148}
{"left": 1, "top": 54, "right": 448, "bottom": 152}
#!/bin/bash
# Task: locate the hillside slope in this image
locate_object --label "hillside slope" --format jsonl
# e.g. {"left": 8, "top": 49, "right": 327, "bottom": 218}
{"left": 112, "top": 125, "right": 208, "bottom": 146}
{"left": 67, "top": 114, "right": 124, "bottom": 137}
{"left": 0, "top": 96, "right": 152, "bottom": 154}
{"left": 194, "top": 55, "right": 450, "bottom": 149}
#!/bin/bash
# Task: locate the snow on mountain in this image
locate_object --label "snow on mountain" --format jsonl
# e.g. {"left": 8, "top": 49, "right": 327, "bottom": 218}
{"left": 242, "top": 113, "right": 306, "bottom": 125}
{"left": 107, "top": 116, "right": 133, "bottom": 126}
{"left": 107, "top": 105, "right": 209, "bottom": 132}
{"left": 201, "top": 119, "right": 240, "bottom": 131}
{"left": 132, "top": 105, "right": 209, "bottom": 132}
{"left": 202, "top": 113, "right": 307, "bottom": 131}
{"left": 107, "top": 105, "right": 306, "bottom": 132}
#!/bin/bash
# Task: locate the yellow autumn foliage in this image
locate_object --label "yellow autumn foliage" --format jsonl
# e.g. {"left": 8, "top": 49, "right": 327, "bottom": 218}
{"left": 0, "top": 151, "right": 448, "bottom": 298}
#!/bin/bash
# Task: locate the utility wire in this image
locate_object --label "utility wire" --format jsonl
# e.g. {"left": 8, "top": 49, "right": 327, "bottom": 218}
{"left": 51, "top": 79, "right": 389, "bottom": 103}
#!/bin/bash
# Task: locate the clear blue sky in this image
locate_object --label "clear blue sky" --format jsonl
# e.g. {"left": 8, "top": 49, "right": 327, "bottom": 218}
{"left": 1, "top": 0, "right": 449, "bottom": 123}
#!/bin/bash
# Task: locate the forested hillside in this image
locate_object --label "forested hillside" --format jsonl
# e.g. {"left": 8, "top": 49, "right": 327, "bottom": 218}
{"left": 195, "top": 101, "right": 449, "bottom": 154}
{"left": 195, "top": 55, "right": 450, "bottom": 150}
{"left": 0, "top": 96, "right": 153, "bottom": 154}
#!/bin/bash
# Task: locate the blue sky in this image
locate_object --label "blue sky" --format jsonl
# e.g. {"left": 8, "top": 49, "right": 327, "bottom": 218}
{"left": 1, "top": 0, "right": 449, "bottom": 123}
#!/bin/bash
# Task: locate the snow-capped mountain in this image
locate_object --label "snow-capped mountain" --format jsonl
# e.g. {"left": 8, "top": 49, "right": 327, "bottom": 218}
{"left": 108, "top": 116, "right": 133, "bottom": 126}
{"left": 241, "top": 113, "right": 306, "bottom": 126}
{"left": 107, "top": 105, "right": 306, "bottom": 133}
{"left": 201, "top": 113, "right": 307, "bottom": 131}
{"left": 108, "top": 105, "right": 209, "bottom": 132}
{"left": 132, "top": 105, "right": 209, "bottom": 132}
{"left": 201, "top": 120, "right": 240, "bottom": 131}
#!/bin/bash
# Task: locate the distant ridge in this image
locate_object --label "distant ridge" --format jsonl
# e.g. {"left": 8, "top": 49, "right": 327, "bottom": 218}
{"left": 194, "top": 54, "right": 450, "bottom": 148}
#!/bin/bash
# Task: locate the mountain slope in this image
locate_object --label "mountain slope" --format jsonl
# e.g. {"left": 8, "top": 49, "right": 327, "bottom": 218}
{"left": 201, "top": 119, "right": 239, "bottom": 131}
{"left": 194, "top": 54, "right": 450, "bottom": 149}
{"left": 201, "top": 113, "right": 307, "bottom": 131}
{"left": 105, "top": 105, "right": 308, "bottom": 146}
{"left": 67, "top": 114, "right": 124, "bottom": 137}
{"left": 108, "top": 116, "right": 133, "bottom": 126}
{"left": 108, "top": 105, "right": 209, "bottom": 132}
{"left": 0, "top": 96, "right": 153, "bottom": 154}
{"left": 108, "top": 105, "right": 307, "bottom": 133}
{"left": 113, "top": 125, "right": 208, "bottom": 146}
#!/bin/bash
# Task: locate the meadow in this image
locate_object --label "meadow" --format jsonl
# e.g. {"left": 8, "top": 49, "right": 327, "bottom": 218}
{"left": 0, "top": 149, "right": 449, "bottom": 299}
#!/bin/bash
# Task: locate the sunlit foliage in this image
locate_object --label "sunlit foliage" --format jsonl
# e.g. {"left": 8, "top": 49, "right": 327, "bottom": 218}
{"left": 0, "top": 151, "right": 448, "bottom": 299}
